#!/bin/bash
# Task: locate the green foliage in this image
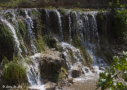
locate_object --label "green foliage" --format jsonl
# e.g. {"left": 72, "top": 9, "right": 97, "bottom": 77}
{"left": 96, "top": 51, "right": 127, "bottom": 90}
{"left": 43, "top": 35, "right": 57, "bottom": 49}
{"left": 18, "top": 20, "right": 26, "bottom": 38}
{"left": 58, "top": 8, "right": 67, "bottom": 15}
{"left": 109, "top": 0, "right": 120, "bottom": 11}
{"left": 35, "top": 35, "right": 45, "bottom": 52}
{"left": 73, "top": 35, "right": 82, "bottom": 48}
{"left": 11, "top": 0, "right": 28, "bottom": 8}
{"left": 0, "top": 25, "right": 15, "bottom": 61}
{"left": 61, "top": 67, "right": 67, "bottom": 73}
{"left": 79, "top": 47, "right": 93, "bottom": 66}
{"left": 45, "top": 6, "right": 56, "bottom": 9}
{"left": 77, "top": 2, "right": 80, "bottom": 6}
{"left": 114, "top": 9, "right": 127, "bottom": 39}
{"left": 3, "top": 56, "right": 27, "bottom": 85}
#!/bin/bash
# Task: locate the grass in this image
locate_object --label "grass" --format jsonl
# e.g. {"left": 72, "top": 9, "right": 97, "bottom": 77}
{"left": 35, "top": 35, "right": 45, "bottom": 52}
{"left": 3, "top": 56, "right": 27, "bottom": 85}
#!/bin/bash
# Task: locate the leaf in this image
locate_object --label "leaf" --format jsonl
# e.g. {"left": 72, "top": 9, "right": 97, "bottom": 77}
{"left": 113, "top": 56, "right": 119, "bottom": 62}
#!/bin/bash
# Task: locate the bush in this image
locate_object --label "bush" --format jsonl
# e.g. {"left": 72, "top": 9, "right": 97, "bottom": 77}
{"left": 96, "top": 51, "right": 127, "bottom": 90}
{"left": 114, "top": 9, "right": 127, "bottom": 39}
{"left": 43, "top": 35, "right": 57, "bottom": 49}
{"left": 3, "top": 57, "right": 27, "bottom": 85}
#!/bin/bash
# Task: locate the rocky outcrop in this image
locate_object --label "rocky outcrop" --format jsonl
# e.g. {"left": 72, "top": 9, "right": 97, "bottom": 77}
{"left": 38, "top": 50, "right": 66, "bottom": 82}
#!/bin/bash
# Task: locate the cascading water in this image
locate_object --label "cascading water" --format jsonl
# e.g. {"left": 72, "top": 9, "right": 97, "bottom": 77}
{"left": 0, "top": 8, "right": 111, "bottom": 89}
{"left": 60, "top": 42, "right": 85, "bottom": 76}
{"left": 45, "top": 9, "right": 50, "bottom": 26}
{"left": 25, "top": 9, "right": 37, "bottom": 53}
{"left": 25, "top": 53, "right": 45, "bottom": 90}
{"left": 82, "top": 12, "right": 107, "bottom": 68}
{"left": 69, "top": 13, "right": 72, "bottom": 44}
{"left": 54, "top": 10, "right": 63, "bottom": 40}
{"left": 1, "top": 19, "right": 22, "bottom": 57}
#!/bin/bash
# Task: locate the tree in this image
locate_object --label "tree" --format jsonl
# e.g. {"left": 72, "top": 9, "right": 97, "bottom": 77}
{"left": 96, "top": 51, "right": 127, "bottom": 90}
{"left": 109, "top": 0, "right": 119, "bottom": 10}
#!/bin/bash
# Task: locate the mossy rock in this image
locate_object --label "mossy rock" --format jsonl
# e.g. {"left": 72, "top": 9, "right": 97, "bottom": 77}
{"left": 0, "top": 24, "right": 15, "bottom": 61}
{"left": 43, "top": 35, "right": 58, "bottom": 49}
{"left": 79, "top": 47, "right": 93, "bottom": 66}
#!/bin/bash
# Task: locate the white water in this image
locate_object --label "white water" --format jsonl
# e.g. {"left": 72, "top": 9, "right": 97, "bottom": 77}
{"left": 1, "top": 19, "right": 22, "bottom": 57}
{"left": 54, "top": 10, "right": 63, "bottom": 40}
{"left": 25, "top": 53, "right": 45, "bottom": 90}
{"left": 25, "top": 9, "right": 37, "bottom": 53}
{"left": 25, "top": 9, "right": 34, "bottom": 39}
{"left": 45, "top": 9, "right": 50, "bottom": 26}
{"left": 69, "top": 14, "right": 72, "bottom": 44}
{"left": 60, "top": 42, "right": 85, "bottom": 76}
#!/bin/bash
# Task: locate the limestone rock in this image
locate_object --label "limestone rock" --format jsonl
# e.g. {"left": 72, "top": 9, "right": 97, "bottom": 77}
{"left": 45, "top": 82, "right": 56, "bottom": 90}
{"left": 67, "top": 78, "right": 76, "bottom": 84}
{"left": 71, "top": 69, "right": 81, "bottom": 78}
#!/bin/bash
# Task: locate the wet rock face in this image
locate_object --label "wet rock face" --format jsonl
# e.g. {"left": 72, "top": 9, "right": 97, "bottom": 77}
{"left": 39, "top": 50, "right": 66, "bottom": 81}
{"left": 71, "top": 69, "right": 81, "bottom": 78}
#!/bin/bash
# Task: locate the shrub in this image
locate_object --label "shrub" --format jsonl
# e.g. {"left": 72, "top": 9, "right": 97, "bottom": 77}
{"left": 96, "top": 51, "right": 127, "bottom": 90}
{"left": 114, "top": 9, "right": 127, "bottom": 39}
{"left": 3, "top": 57, "right": 27, "bottom": 85}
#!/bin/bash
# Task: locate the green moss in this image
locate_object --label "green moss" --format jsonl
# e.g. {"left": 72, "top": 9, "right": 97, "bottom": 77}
{"left": 61, "top": 67, "right": 67, "bottom": 73}
{"left": 35, "top": 35, "right": 45, "bottom": 52}
{"left": 58, "top": 8, "right": 67, "bottom": 15}
{"left": 20, "top": 43, "right": 27, "bottom": 56}
{"left": 31, "top": 9, "right": 41, "bottom": 17}
{"left": 45, "top": 6, "right": 56, "bottom": 9}
{"left": 43, "top": 35, "right": 57, "bottom": 49}
{"left": 3, "top": 56, "right": 27, "bottom": 85}
{"left": 18, "top": 20, "right": 27, "bottom": 38}
{"left": 79, "top": 47, "right": 93, "bottom": 66}
{"left": 0, "top": 25, "right": 15, "bottom": 61}
{"left": 73, "top": 35, "right": 82, "bottom": 48}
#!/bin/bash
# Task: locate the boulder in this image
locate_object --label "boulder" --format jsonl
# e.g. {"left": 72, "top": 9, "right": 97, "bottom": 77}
{"left": 71, "top": 69, "right": 81, "bottom": 78}
{"left": 39, "top": 51, "right": 66, "bottom": 81}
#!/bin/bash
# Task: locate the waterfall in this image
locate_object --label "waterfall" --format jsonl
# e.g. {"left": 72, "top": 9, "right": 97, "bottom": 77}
{"left": 25, "top": 9, "right": 34, "bottom": 39}
{"left": 54, "top": 10, "right": 63, "bottom": 40}
{"left": 69, "top": 14, "right": 72, "bottom": 44}
{"left": 60, "top": 42, "right": 85, "bottom": 76}
{"left": 25, "top": 9, "right": 37, "bottom": 53}
{"left": 0, "top": 8, "right": 111, "bottom": 88}
{"left": 45, "top": 9, "right": 50, "bottom": 26}
{"left": 25, "top": 53, "right": 45, "bottom": 90}
{"left": 1, "top": 19, "right": 22, "bottom": 57}
{"left": 82, "top": 12, "right": 107, "bottom": 68}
